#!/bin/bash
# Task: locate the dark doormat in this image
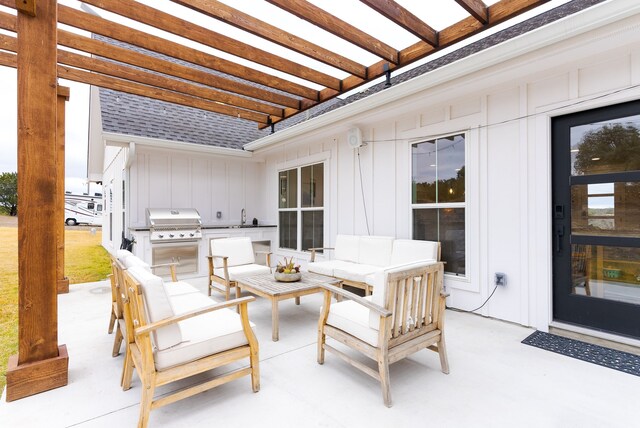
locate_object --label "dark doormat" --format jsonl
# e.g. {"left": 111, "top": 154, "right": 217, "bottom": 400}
{"left": 522, "top": 330, "right": 640, "bottom": 377}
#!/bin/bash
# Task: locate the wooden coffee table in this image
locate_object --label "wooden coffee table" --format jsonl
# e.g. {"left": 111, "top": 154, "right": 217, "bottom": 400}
{"left": 235, "top": 272, "right": 340, "bottom": 341}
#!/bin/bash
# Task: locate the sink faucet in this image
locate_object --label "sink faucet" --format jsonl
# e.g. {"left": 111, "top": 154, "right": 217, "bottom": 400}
{"left": 241, "top": 208, "right": 246, "bottom": 225}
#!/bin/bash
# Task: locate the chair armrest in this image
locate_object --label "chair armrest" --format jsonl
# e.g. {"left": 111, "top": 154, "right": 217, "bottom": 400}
{"left": 151, "top": 262, "right": 179, "bottom": 282}
{"left": 308, "top": 247, "right": 334, "bottom": 262}
{"left": 319, "top": 283, "right": 391, "bottom": 317}
{"left": 134, "top": 296, "right": 256, "bottom": 336}
{"left": 256, "top": 251, "right": 272, "bottom": 267}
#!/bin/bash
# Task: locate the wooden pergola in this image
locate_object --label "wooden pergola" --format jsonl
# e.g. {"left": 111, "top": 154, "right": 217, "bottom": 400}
{"left": 2, "top": 0, "right": 549, "bottom": 401}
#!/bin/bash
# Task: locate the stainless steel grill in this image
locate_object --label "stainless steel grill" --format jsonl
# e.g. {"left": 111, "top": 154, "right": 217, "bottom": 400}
{"left": 147, "top": 208, "right": 202, "bottom": 243}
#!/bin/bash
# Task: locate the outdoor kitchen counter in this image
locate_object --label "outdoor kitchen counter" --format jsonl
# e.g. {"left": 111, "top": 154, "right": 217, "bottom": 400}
{"left": 129, "top": 224, "right": 277, "bottom": 231}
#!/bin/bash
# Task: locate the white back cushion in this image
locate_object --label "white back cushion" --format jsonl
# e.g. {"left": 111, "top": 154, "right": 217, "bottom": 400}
{"left": 211, "top": 237, "right": 255, "bottom": 267}
{"left": 123, "top": 254, "right": 151, "bottom": 272}
{"left": 116, "top": 249, "right": 133, "bottom": 262}
{"left": 358, "top": 236, "right": 394, "bottom": 266}
{"left": 127, "top": 265, "right": 182, "bottom": 350}
{"left": 333, "top": 235, "right": 360, "bottom": 263}
{"left": 390, "top": 239, "right": 439, "bottom": 265}
{"left": 369, "top": 262, "right": 434, "bottom": 329}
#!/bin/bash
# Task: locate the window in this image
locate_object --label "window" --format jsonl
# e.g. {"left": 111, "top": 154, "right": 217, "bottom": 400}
{"left": 278, "top": 163, "right": 324, "bottom": 252}
{"left": 412, "top": 134, "right": 466, "bottom": 275}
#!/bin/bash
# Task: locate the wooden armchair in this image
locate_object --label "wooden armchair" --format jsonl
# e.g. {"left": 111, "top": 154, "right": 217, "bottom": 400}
{"left": 121, "top": 265, "right": 260, "bottom": 428}
{"left": 207, "top": 237, "right": 271, "bottom": 300}
{"left": 318, "top": 262, "right": 449, "bottom": 407}
{"left": 109, "top": 252, "right": 179, "bottom": 358}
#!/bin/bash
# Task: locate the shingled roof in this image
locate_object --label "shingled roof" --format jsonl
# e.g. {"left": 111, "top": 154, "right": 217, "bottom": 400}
{"left": 98, "top": 0, "right": 604, "bottom": 149}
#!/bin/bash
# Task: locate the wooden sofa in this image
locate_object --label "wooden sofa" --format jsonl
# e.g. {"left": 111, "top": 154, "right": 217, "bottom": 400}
{"left": 308, "top": 235, "right": 440, "bottom": 295}
{"left": 112, "top": 250, "right": 259, "bottom": 427}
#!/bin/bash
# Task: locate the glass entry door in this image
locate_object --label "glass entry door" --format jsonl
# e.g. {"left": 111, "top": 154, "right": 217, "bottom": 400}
{"left": 552, "top": 100, "right": 640, "bottom": 339}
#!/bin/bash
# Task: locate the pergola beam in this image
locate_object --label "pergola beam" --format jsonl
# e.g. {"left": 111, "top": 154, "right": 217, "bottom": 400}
{"left": 0, "top": 49, "right": 273, "bottom": 123}
{"left": 171, "top": 0, "right": 368, "bottom": 79}
{"left": 5, "top": 0, "right": 68, "bottom": 402}
{"left": 78, "top": 0, "right": 342, "bottom": 90}
{"left": 0, "top": 9, "right": 302, "bottom": 110}
{"left": 0, "top": 32, "right": 286, "bottom": 117}
{"left": 359, "top": 0, "right": 438, "bottom": 47}
{"left": 56, "top": 4, "right": 319, "bottom": 101}
{"left": 266, "top": 0, "right": 399, "bottom": 65}
{"left": 56, "top": 86, "right": 70, "bottom": 295}
{"left": 455, "top": 0, "right": 489, "bottom": 25}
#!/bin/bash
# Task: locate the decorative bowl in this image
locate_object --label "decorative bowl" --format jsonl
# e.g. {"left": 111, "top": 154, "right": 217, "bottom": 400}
{"left": 274, "top": 271, "right": 301, "bottom": 282}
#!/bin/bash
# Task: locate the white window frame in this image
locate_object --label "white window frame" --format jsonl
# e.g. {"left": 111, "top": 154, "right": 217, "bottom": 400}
{"left": 411, "top": 132, "right": 468, "bottom": 278}
{"left": 277, "top": 160, "right": 325, "bottom": 252}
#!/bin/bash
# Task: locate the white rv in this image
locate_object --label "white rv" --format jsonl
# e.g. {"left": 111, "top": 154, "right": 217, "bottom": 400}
{"left": 64, "top": 193, "right": 103, "bottom": 226}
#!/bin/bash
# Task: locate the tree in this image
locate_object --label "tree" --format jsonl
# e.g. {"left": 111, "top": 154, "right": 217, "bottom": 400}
{"left": 574, "top": 124, "right": 640, "bottom": 175}
{"left": 0, "top": 172, "right": 18, "bottom": 216}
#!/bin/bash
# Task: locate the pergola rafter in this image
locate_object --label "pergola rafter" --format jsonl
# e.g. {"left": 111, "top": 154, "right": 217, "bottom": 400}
{"left": 0, "top": 0, "right": 550, "bottom": 129}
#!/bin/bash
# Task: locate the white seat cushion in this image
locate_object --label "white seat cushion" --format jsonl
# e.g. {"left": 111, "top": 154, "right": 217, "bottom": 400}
{"left": 214, "top": 263, "right": 271, "bottom": 281}
{"left": 211, "top": 237, "right": 255, "bottom": 267}
{"left": 327, "top": 300, "right": 379, "bottom": 347}
{"left": 308, "top": 259, "right": 355, "bottom": 277}
{"left": 164, "top": 280, "right": 201, "bottom": 297}
{"left": 126, "top": 265, "right": 182, "bottom": 351}
{"left": 169, "top": 292, "right": 218, "bottom": 313}
{"left": 358, "top": 236, "right": 394, "bottom": 267}
{"left": 334, "top": 235, "right": 360, "bottom": 263}
{"left": 155, "top": 306, "right": 254, "bottom": 371}
{"left": 333, "top": 264, "right": 383, "bottom": 284}
{"left": 391, "top": 239, "right": 439, "bottom": 265}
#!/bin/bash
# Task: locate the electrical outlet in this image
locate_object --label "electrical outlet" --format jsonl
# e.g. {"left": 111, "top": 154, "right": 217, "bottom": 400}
{"left": 495, "top": 272, "right": 506, "bottom": 286}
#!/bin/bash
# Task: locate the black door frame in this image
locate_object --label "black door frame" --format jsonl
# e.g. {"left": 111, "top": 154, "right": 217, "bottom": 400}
{"left": 551, "top": 99, "right": 640, "bottom": 339}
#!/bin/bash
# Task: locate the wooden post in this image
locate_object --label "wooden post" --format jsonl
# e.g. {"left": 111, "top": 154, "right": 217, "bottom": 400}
{"left": 5, "top": 0, "right": 69, "bottom": 402}
{"left": 57, "top": 86, "right": 70, "bottom": 294}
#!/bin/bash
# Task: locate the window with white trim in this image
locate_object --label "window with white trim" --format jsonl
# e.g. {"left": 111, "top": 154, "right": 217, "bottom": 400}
{"left": 412, "top": 133, "right": 466, "bottom": 276}
{"left": 278, "top": 163, "right": 324, "bottom": 252}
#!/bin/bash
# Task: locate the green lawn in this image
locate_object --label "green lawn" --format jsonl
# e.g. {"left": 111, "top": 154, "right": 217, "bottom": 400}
{"left": 0, "top": 227, "right": 111, "bottom": 392}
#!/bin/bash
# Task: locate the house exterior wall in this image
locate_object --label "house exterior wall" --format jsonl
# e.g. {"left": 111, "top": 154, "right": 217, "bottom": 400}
{"left": 253, "top": 12, "right": 640, "bottom": 330}
{"left": 100, "top": 142, "right": 274, "bottom": 277}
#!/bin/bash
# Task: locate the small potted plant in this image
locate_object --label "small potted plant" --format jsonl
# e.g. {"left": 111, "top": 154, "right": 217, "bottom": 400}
{"left": 274, "top": 256, "right": 301, "bottom": 282}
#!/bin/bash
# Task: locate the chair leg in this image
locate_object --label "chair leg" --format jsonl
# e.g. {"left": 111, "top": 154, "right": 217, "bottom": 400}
{"left": 317, "top": 326, "right": 326, "bottom": 364}
{"left": 138, "top": 380, "right": 155, "bottom": 428}
{"left": 249, "top": 345, "right": 260, "bottom": 393}
{"left": 378, "top": 356, "right": 392, "bottom": 407}
{"left": 437, "top": 333, "right": 450, "bottom": 375}
{"left": 112, "top": 324, "right": 123, "bottom": 357}
{"left": 108, "top": 310, "right": 116, "bottom": 334}
{"left": 122, "top": 348, "right": 134, "bottom": 391}
{"left": 207, "top": 277, "right": 212, "bottom": 297}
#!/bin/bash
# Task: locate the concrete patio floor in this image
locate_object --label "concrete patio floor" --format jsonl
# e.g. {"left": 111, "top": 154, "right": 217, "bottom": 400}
{"left": 1, "top": 277, "right": 638, "bottom": 428}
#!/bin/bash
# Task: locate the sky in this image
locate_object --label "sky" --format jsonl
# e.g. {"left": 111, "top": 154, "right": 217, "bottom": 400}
{"left": 0, "top": 0, "right": 571, "bottom": 195}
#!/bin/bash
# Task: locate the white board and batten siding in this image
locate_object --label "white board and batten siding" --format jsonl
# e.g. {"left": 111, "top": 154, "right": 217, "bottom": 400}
{"left": 254, "top": 11, "right": 640, "bottom": 330}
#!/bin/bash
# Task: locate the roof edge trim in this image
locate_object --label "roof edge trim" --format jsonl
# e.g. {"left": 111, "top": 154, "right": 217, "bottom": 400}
{"left": 244, "top": 0, "right": 640, "bottom": 151}
{"left": 103, "top": 132, "right": 253, "bottom": 158}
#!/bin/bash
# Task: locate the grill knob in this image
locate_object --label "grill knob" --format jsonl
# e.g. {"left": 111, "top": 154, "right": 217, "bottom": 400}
{"left": 179, "top": 233, "right": 185, "bottom": 238}
{"left": 158, "top": 234, "right": 164, "bottom": 239}
{"left": 190, "top": 233, "right": 195, "bottom": 237}
{"left": 169, "top": 233, "right": 175, "bottom": 238}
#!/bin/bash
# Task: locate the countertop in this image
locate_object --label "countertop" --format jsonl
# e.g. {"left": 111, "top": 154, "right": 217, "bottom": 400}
{"left": 129, "top": 224, "right": 277, "bottom": 231}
